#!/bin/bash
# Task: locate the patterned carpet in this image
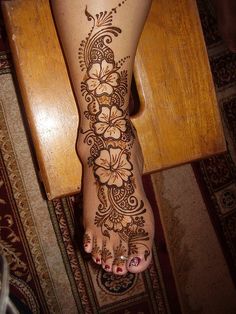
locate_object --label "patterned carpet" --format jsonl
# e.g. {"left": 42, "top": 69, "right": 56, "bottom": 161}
{"left": 194, "top": 0, "right": 236, "bottom": 285}
{"left": 151, "top": 1, "right": 236, "bottom": 312}
{"left": 1, "top": 0, "right": 236, "bottom": 313}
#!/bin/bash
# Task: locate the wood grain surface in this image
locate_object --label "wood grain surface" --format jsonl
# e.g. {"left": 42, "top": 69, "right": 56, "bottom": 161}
{"left": 133, "top": 0, "right": 226, "bottom": 172}
{"left": 2, "top": 0, "right": 82, "bottom": 199}
{"left": 2, "top": 0, "right": 226, "bottom": 199}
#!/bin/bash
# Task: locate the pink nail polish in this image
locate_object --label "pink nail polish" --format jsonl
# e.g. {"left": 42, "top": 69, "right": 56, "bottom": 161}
{"left": 129, "top": 257, "right": 141, "bottom": 267}
{"left": 117, "top": 267, "right": 123, "bottom": 273}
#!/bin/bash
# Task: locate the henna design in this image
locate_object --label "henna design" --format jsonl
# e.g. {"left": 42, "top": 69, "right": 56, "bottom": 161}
{"left": 101, "top": 240, "right": 113, "bottom": 265}
{"left": 83, "top": 233, "right": 92, "bottom": 247}
{"left": 91, "top": 238, "right": 102, "bottom": 261}
{"left": 79, "top": 1, "right": 150, "bottom": 259}
{"left": 113, "top": 240, "right": 127, "bottom": 267}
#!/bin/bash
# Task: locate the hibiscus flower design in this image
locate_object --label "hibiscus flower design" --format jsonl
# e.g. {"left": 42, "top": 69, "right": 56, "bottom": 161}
{"left": 94, "top": 106, "right": 127, "bottom": 139}
{"left": 95, "top": 147, "right": 132, "bottom": 187}
{"left": 86, "top": 60, "right": 120, "bottom": 96}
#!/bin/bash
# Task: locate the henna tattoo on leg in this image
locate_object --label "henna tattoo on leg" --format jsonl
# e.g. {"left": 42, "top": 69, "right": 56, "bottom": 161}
{"left": 79, "top": 1, "right": 151, "bottom": 269}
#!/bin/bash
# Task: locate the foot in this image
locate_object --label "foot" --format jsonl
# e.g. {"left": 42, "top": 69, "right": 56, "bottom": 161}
{"left": 75, "top": 3, "right": 154, "bottom": 275}
{"left": 213, "top": 0, "right": 236, "bottom": 52}
{"left": 79, "top": 126, "right": 154, "bottom": 275}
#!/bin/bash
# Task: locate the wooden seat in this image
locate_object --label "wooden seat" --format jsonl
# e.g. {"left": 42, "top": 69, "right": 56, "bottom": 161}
{"left": 2, "top": 0, "right": 226, "bottom": 200}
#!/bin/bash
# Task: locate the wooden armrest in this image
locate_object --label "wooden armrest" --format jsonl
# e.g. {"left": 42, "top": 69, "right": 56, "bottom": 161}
{"left": 2, "top": 0, "right": 82, "bottom": 199}
{"left": 133, "top": 0, "right": 226, "bottom": 172}
{"left": 2, "top": 0, "right": 226, "bottom": 199}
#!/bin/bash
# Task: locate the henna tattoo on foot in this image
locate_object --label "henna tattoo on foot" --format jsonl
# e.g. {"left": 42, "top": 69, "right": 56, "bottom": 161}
{"left": 79, "top": 1, "right": 151, "bottom": 264}
{"left": 101, "top": 241, "right": 113, "bottom": 264}
{"left": 113, "top": 240, "right": 128, "bottom": 267}
{"left": 91, "top": 238, "right": 102, "bottom": 262}
{"left": 83, "top": 233, "right": 92, "bottom": 248}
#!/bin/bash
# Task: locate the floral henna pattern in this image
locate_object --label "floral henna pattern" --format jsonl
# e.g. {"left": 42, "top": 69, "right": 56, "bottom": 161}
{"left": 94, "top": 106, "right": 127, "bottom": 139}
{"left": 95, "top": 147, "right": 132, "bottom": 187}
{"left": 86, "top": 60, "right": 120, "bottom": 96}
{"left": 79, "top": 1, "right": 150, "bottom": 261}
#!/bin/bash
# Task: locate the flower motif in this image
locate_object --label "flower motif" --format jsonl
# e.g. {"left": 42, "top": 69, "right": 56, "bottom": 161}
{"left": 95, "top": 147, "right": 132, "bottom": 187}
{"left": 94, "top": 106, "right": 127, "bottom": 139}
{"left": 105, "top": 210, "right": 132, "bottom": 231}
{"left": 86, "top": 60, "right": 120, "bottom": 96}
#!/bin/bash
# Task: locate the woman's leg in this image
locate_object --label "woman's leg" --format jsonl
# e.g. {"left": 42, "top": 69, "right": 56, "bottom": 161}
{"left": 51, "top": 0, "right": 154, "bottom": 275}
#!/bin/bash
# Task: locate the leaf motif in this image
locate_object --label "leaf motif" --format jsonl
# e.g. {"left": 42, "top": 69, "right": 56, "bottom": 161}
{"left": 0, "top": 240, "right": 28, "bottom": 274}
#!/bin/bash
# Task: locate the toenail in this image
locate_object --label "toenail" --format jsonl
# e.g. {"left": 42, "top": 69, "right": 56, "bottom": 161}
{"left": 96, "top": 258, "right": 101, "bottom": 263}
{"left": 105, "top": 265, "right": 110, "bottom": 270}
{"left": 129, "top": 257, "right": 141, "bottom": 267}
{"left": 117, "top": 267, "right": 123, "bottom": 273}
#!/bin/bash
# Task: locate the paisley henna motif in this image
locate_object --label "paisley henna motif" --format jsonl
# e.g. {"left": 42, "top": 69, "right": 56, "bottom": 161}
{"left": 79, "top": 1, "right": 150, "bottom": 259}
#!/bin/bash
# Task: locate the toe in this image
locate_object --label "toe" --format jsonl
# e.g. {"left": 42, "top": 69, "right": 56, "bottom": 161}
{"left": 127, "top": 249, "right": 152, "bottom": 273}
{"left": 112, "top": 240, "right": 129, "bottom": 275}
{"left": 83, "top": 230, "right": 93, "bottom": 253}
{"left": 91, "top": 236, "right": 102, "bottom": 265}
{"left": 112, "top": 264, "right": 127, "bottom": 276}
{"left": 101, "top": 240, "right": 114, "bottom": 272}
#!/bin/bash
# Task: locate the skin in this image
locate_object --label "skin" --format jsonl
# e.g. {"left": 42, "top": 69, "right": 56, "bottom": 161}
{"left": 51, "top": 0, "right": 154, "bottom": 275}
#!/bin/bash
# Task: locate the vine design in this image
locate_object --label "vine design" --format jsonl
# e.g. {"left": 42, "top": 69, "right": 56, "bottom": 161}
{"left": 80, "top": 1, "right": 150, "bottom": 261}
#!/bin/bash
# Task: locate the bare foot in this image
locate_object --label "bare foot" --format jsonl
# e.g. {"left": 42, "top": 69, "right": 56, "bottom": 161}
{"left": 80, "top": 132, "right": 154, "bottom": 275}
{"left": 76, "top": 6, "right": 154, "bottom": 275}
{"left": 213, "top": 0, "right": 236, "bottom": 52}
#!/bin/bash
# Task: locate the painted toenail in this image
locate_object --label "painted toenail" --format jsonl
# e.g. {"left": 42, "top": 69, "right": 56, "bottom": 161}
{"left": 96, "top": 258, "right": 101, "bottom": 263}
{"left": 117, "top": 267, "right": 123, "bottom": 273}
{"left": 105, "top": 265, "right": 110, "bottom": 270}
{"left": 129, "top": 257, "right": 141, "bottom": 267}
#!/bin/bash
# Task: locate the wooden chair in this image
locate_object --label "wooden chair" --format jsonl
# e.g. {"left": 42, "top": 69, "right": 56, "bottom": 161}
{"left": 2, "top": 0, "right": 226, "bottom": 200}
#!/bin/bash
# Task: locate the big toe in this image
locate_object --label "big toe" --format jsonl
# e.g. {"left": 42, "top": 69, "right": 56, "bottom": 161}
{"left": 127, "top": 249, "right": 152, "bottom": 274}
